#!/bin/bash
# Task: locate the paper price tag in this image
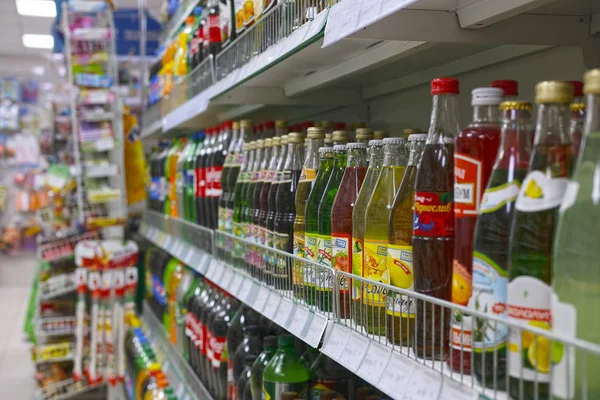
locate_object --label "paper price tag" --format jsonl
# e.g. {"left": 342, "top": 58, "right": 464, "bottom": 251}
{"left": 206, "top": 259, "right": 221, "bottom": 281}
{"left": 222, "top": 269, "right": 234, "bottom": 291}
{"left": 230, "top": 274, "right": 244, "bottom": 295}
{"left": 321, "top": 322, "right": 351, "bottom": 361}
{"left": 196, "top": 254, "right": 209, "bottom": 274}
{"left": 402, "top": 366, "right": 442, "bottom": 400}
{"left": 184, "top": 247, "right": 195, "bottom": 265}
{"left": 304, "top": 313, "right": 327, "bottom": 348}
{"left": 288, "top": 305, "right": 309, "bottom": 336}
{"left": 274, "top": 297, "right": 294, "bottom": 327}
{"left": 378, "top": 352, "right": 414, "bottom": 398}
{"left": 338, "top": 332, "right": 370, "bottom": 372}
{"left": 262, "top": 292, "right": 280, "bottom": 320}
{"left": 253, "top": 286, "right": 270, "bottom": 313}
{"left": 438, "top": 380, "right": 479, "bottom": 400}
{"left": 238, "top": 279, "right": 254, "bottom": 302}
{"left": 356, "top": 341, "right": 391, "bottom": 384}
{"left": 323, "top": 0, "right": 360, "bottom": 47}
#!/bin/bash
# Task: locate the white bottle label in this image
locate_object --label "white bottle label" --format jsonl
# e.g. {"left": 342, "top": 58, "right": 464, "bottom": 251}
{"left": 516, "top": 171, "right": 568, "bottom": 212}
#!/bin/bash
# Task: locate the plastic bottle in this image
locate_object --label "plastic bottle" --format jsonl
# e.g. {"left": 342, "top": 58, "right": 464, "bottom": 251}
{"left": 166, "top": 259, "right": 185, "bottom": 343}
{"left": 351, "top": 140, "right": 384, "bottom": 326}
{"left": 308, "top": 353, "right": 355, "bottom": 400}
{"left": 173, "top": 16, "right": 195, "bottom": 79}
{"left": 176, "top": 269, "right": 196, "bottom": 351}
{"left": 158, "top": 141, "right": 172, "bottom": 214}
{"left": 262, "top": 335, "right": 310, "bottom": 400}
{"left": 184, "top": 276, "right": 204, "bottom": 364}
{"left": 201, "top": 282, "right": 221, "bottom": 389}
{"left": 386, "top": 134, "right": 427, "bottom": 346}
{"left": 227, "top": 305, "right": 261, "bottom": 399}
{"left": 412, "top": 77, "right": 461, "bottom": 360}
{"left": 250, "top": 336, "right": 278, "bottom": 400}
{"left": 362, "top": 137, "right": 407, "bottom": 335}
{"left": 195, "top": 129, "right": 212, "bottom": 226}
{"left": 208, "top": 124, "right": 230, "bottom": 229}
{"left": 175, "top": 137, "right": 191, "bottom": 218}
{"left": 218, "top": 121, "right": 236, "bottom": 233}
{"left": 507, "top": 81, "right": 574, "bottom": 400}
{"left": 184, "top": 133, "right": 203, "bottom": 221}
{"left": 205, "top": 0, "right": 223, "bottom": 58}
{"left": 553, "top": 69, "right": 600, "bottom": 400}
{"left": 225, "top": 121, "right": 248, "bottom": 234}
{"left": 187, "top": 7, "right": 204, "bottom": 72}
{"left": 258, "top": 136, "right": 280, "bottom": 281}
{"left": 232, "top": 326, "right": 263, "bottom": 400}
{"left": 162, "top": 257, "right": 182, "bottom": 331}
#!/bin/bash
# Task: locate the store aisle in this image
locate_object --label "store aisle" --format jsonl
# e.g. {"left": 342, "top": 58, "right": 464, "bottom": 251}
{"left": 0, "top": 253, "right": 36, "bottom": 398}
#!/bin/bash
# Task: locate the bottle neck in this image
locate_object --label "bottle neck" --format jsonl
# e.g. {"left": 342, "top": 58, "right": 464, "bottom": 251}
{"left": 228, "top": 128, "right": 238, "bottom": 152}
{"left": 471, "top": 104, "right": 500, "bottom": 125}
{"left": 534, "top": 102, "right": 571, "bottom": 146}
{"left": 261, "top": 147, "right": 272, "bottom": 169}
{"left": 583, "top": 93, "right": 600, "bottom": 144}
{"left": 498, "top": 109, "right": 533, "bottom": 166}
{"left": 285, "top": 143, "right": 304, "bottom": 170}
{"left": 268, "top": 145, "right": 280, "bottom": 170}
{"left": 277, "top": 144, "right": 287, "bottom": 170}
{"left": 383, "top": 144, "right": 404, "bottom": 166}
{"left": 407, "top": 141, "right": 426, "bottom": 166}
{"left": 333, "top": 151, "right": 347, "bottom": 169}
{"left": 319, "top": 156, "right": 334, "bottom": 170}
{"left": 245, "top": 150, "right": 255, "bottom": 171}
{"left": 305, "top": 138, "right": 324, "bottom": 169}
{"left": 368, "top": 146, "right": 384, "bottom": 169}
{"left": 429, "top": 94, "right": 461, "bottom": 143}
{"left": 347, "top": 148, "right": 368, "bottom": 168}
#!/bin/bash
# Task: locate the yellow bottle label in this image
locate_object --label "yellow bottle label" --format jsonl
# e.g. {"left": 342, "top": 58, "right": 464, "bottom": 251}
{"left": 304, "top": 233, "right": 319, "bottom": 287}
{"left": 351, "top": 237, "right": 363, "bottom": 301}
{"left": 386, "top": 244, "right": 415, "bottom": 318}
{"left": 362, "top": 240, "right": 388, "bottom": 306}
{"left": 317, "top": 235, "right": 333, "bottom": 291}
{"left": 299, "top": 167, "right": 317, "bottom": 182}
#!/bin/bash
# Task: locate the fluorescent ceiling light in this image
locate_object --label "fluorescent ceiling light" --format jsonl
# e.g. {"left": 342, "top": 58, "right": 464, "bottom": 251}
{"left": 16, "top": 0, "right": 57, "bottom": 17}
{"left": 22, "top": 34, "right": 54, "bottom": 49}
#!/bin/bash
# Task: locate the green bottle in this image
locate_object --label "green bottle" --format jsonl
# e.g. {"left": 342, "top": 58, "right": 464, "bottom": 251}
{"left": 262, "top": 335, "right": 310, "bottom": 400}
{"left": 316, "top": 144, "right": 348, "bottom": 312}
{"left": 250, "top": 336, "right": 278, "bottom": 400}
{"left": 185, "top": 133, "right": 203, "bottom": 222}
{"left": 233, "top": 142, "right": 254, "bottom": 269}
{"left": 245, "top": 140, "right": 264, "bottom": 274}
{"left": 304, "top": 146, "right": 334, "bottom": 305}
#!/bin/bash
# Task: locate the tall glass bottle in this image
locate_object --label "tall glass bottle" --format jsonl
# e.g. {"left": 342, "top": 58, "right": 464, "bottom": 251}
{"left": 304, "top": 146, "right": 333, "bottom": 305}
{"left": 266, "top": 135, "right": 288, "bottom": 283}
{"left": 252, "top": 138, "right": 272, "bottom": 280}
{"left": 219, "top": 121, "right": 240, "bottom": 232}
{"left": 412, "top": 77, "right": 461, "bottom": 360}
{"left": 185, "top": 133, "right": 203, "bottom": 222}
{"left": 317, "top": 144, "right": 347, "bottom": 311}
{"left": 294, "top": 127, "right": 325, "bottom": 299}
{"left": 450, "top": 87, "right": 503, "bottom": 375}
{"left": 262, "top": 335, "right": 310, "bottom": 400}
{"left": 195, "top": 128, "right": 213, "bottom": 226}
{"left": 386, "top": 134, "right": 426, "bottom": 346}
{"left": 245, "top": 140, "right": 264, "bottom": 276}
{"left": 507, "top": 81, "right": 574, "bottom": 400}
{"left": 351, "top": 140, "right": 384, "bottom": 325}
{"left": 232, "top": 143, "right": 254, "bottom": 270}
{"left": 274, "top": 132, "right": 305, "bottom": 290}
{"left": 217, "top": 121, "right": 234, "bottom": 232}
{"left": 553, "top": 69, "right": 600, "bottom": 400}
{"left": 259, "top": 136, "right": 280, "bottom": 282}
{"left": 471, "top": 101, "right": 533, "bottom": 389}
{"left": 362, "top": 137, "right": 407, "bottom": 335}
{"left": 331, "top": 142, "right": 368, "bottom": 319}
{"left": 176, "top": 136, "right": 192, "bottom": 220}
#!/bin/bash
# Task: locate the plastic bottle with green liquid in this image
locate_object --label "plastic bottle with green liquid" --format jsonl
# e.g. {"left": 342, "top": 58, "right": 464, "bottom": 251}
{"left": 317, "top": 144, "right": 348, "bottom": 312}
{"left": 262, "top": 335, "right": 310, "bottom": 400}
{"left": 362, "top": 137, "right": 407, "bottom": 335}
{"left": 303, "top": 146, "right": 333, "bottom": 305}
{"left": 351, "top": 140, "right": 384, "bottom": 326}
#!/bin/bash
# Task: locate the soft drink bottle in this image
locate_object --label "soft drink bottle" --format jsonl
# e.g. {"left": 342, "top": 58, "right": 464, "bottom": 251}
{"left": 195, "top": 129, "right": 210, "bottom": 226}
{"left": 252, "top": 138, "right": 272, "bottom": 279}
{"left": 245, "top": 140, "right": 264, "bottom": 276}
{"left": 209, "top": 123, "right": 232, "bottom": 230}
{"left": 219, "top": 121, "right": 239, "bottom": 233}
{"left": 185, "top": 132, "right": 203, "bottom": 222}
{"left": 266, "top": 135, "right": 288, "bottom": 282}
{"left": 568, "top": 80, "right": 585, "bottom": 158}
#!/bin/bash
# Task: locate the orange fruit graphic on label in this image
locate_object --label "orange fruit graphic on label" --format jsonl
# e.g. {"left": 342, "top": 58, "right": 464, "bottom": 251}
{"left": 451, "top": 260, "right": 471, "bottom": 306}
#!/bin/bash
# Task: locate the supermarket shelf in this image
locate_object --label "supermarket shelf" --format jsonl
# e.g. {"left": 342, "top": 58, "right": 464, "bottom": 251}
{"left": 85, "top": 163, "right": 118, "bottom": 178}
{"left": 80, "top": 111, "right": 114, "bottom": 122}
{"left": 159, "top": 0, "right": 201, "bottom": 47}
{"left": 142, "top": 301, "right": 211, "bottom": 400}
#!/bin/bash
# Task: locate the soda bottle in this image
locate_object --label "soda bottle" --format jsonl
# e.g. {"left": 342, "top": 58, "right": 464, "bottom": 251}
{"left": 386, "top": 133, "right": 426, "bottom": 346}
{"left": 294, "top": 127, "right": 325, "bottom": 298}
{"left": 195, "top": 129, "right": 212, "bottom": 226}
{"left": 262, "top": 335, "right": 310, "bottom": 400}
{"left": 176, "top": 137, "right": 192, "bottom": 219}
{"left": 491, "top": 80, "right": 519, "bottom": 99}
{"left": 218, "top": 121, "right": 235, "bottom": 232}
{"left": 237, "top": 355, "right": 258, "bottom": 400}
{"left": 187, "top": 7, "right": 203, "bottom": 71}
{"left": 507, "top": 81, "right": 574, "bottom": 400}
{"left": 308, "top": 353, "right": 355, "bottom": 400}
{"left": 362, "top": 137, "right": 407, "bottom": 335}
{"left": 176, "top": 268, "right": 196, "bottom": 352}
{"left": 303, "top": 146, "right": 333, "bottom": 304}
{"left": 185, "top": 277, "right": 204, "bottom": 365}
{"left": 246, "top": 139, "right": 265, "bottom": 276}
{"left": 553, "top": 69, "right": 600, "bottom": 399}
{"left": 227, "top": 305, "right": 261, "bottom": 399}
{"left": 351, "top": 140, "right": 384, "bottom": 326}
{"left": 250, "top": 336, "right": 278, "bottom": 400}
{"left": 258, "top": 136, "right": 280, "bottom": 281}
{"left": 158, "top": 140, "right": 171, "bottom": 213}
{"left": 450, "top": 87, "right": 503, "bottom": 374}
{"left": 233, "top": 142, "right": 254, "bottom": 269}
{"left": 150, "top": 142, "right": 167, "bottom": 211}
{"left": 166, "top": 258, "right": 185, "bottom": 343}
{"left": 167, "top": 139, "right": 184, "bottom": 216}
{"left": 208, "top": 124, "right": 230, "bottom": 229}
{"left": 568, "top": 80, "right": 585, "bottom": 159}
{"left": 355, "top": 128, "right": 373, "bottom": 145}
{"left": 206, "top": 0, "right": 222, "bottom": 57}
{"left": 210, "top": 290, "right": 240, "bottom": 400}
{"left": 331, "top": 142, "right": 368, "bottom": 319}
{"left": 192, "top": 10, "right": 206, "bottom": 68}
{"left": 274, "top": 132, "right": 305, "bottom": 290}
{"left": 224, "top": 121, "right": 247, "bottom": 233}
{"left": 201, "top": 282, "right": 221, "bottom": 388}
{"left": 232, "top": 326, "right": 263, "bottom": 400}
{"left": 412, "top": 77, "right": 461, "bottom": 360}
{"left": 470, "top": 100, "right": 533, "bottom": 389}
{"left": 266, "top": 135, "right": 288, "bottom": 283}
{"left": 185, "top": 133, "right": 203, "bottom": 222}
{"left": 317, "top": 144, "right": 348, "bottom": 311}
{"left": 252, "top": 138, "right": 272, "bottom": 280}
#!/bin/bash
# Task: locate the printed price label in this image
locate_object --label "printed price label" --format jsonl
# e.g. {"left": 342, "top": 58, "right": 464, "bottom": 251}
{"left": 263, "top": 292, "right": 281, "bottom": 320}
{"left": 274, "top": 298, "right": 295, "bottom": 327}
{"left": 438, "top": 380, "right": 479, "bottom": 400}
{"left": 196, "top": 254, "right": 209, "bottom": 274}
{"left": 238, "top": 279, "right": 254, "bottom": 302}
{"left": 253, "top": 286, "right": 270, "bottom": 313}
{"left": 321, "top": 322, "right": 351, "bottom": 361}
{"left": 184, "top": 247, "right": 195, "bottom": 265}
{"left": 356, "top": 341, "right": 391, "bottom": 384}
{"left": 222, "top": 269, "right": 234, "bottom": 291}
{"left": 339, "top": 332, "right": 370, "bottom": 371}
{"left": 288, "top": 305, "right": 309, "bottom": 336}
{"left": 378, "top": 352, "right": 414, "bottom": 398}
{"left": 230, "top": 274, "right": 244, "bottom": 294}
{"left": 205, "top": 259, "right": 220, "bottom": 280}
{"left": 164, "top": 234, "right": 173, "bottom": 249}
{"left": 304, "top": 313, "right": 328, "bottom": 348}
{"left": 403, "top": 366, "right": 442, "bottom": 400}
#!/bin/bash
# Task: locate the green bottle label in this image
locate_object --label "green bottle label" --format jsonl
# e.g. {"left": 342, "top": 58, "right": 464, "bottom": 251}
{"left": 263, "top": 380, "right": 309, "bottom": 400}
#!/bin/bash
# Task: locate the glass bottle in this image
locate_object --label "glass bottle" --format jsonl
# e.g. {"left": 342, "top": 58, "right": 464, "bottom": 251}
{"left": 450, "top": 87, "right": 503, "bottom": 375}
{"left": 507, "top": 81, "right": 574, "bottom": 400}
{"left": 266, "top": 135, "right": 288, "bottom": 283}
{"left": 259, "top": 136, "right": 280, "bottom": 282}
{"left": 220, "top": 121, "right": 241, "bottom": 233}
{"left": 412, "top": 77, "right": 461, "bottom": 360}
{"left": 217, "top": 121, "right": 234, "bottom": 233}
{"left": 471, "top": 101, "right": 533, "bottom": 390}
{"left": 331, "top": 142, "right": 368, "bottom": 319}
{"left": 250, "top": 336, "right": 278, "bottom": 400}
{"left": 304, "top": 146, "right": 334, "bottom": 305}
{"left": 362, "top": 137, "right": 407, "bottom": 335}
{"left": 185, "top": 132, "right": 203, "bottom": 222}
{"left": 262, "top": 335, "right": 310, "bottom": 400}
{"left": 568, "top": 81, "right": 585, "bottom": 159}
{"left": 351, "top": 140, "right": 384, "bottom": 326}
{"left": 245, "top": 140, "right": 264, "bottom": 276}
{"left": 232, "top": 142, "right": 254, "bottom": 270}
{"left": 386, "top": 133, "right": 426, "bottom": 346}
{"left": 252, "top": 138, "right": 272, "bottom": 280}
{"left": 317, "top": 144, "right": 348, "bottom": 311}
{"left": 355, "top": 128, "right": 374, "bottom": 146}
{"left": 553, "top": 68, "right": 600, "bottom": 400}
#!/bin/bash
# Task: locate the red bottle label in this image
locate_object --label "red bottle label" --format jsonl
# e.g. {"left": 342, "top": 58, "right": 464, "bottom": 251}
{"left": 413, "top": 191, "right": 454, "bottom": 237}
{"left": 199, "top": 323, "right": 206, "bottom": 354}
{"left": 196, "top": 167, "right": 206, "bottom": 197}
{"left": 454, "top": 153, "right": 482, "bottom": 218}
{"left": 209, "top": 165, "right": 223, "bottom": 197}
{"left": 209, "top": 335, "right": 226, "bottom": 367}
{"left": 208, "top": 14, "right": 221, "bottom": 43}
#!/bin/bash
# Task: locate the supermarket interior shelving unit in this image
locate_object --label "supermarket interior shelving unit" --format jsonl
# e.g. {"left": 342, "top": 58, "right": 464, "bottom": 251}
{"left": 138, "top": 0, "right": 600, "bottom": 399}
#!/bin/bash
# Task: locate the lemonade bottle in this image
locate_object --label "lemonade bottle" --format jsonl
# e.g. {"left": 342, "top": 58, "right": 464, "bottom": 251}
{"left": 362, "top": 137, "right": 407, "bottom": 335}
{"left": 351, "top": 140, "right": 384, "bottom": 326}
{"left": 387, "top": 133, "right": 426, "bottom": 346}
{"left": 173, "top": 16, "right": 195, "bottom": 79}
{"left": 317, "top": 144, "right": 348, "bottom": 311}
{"left": 507, "top": 81, "right": 574, "bottom": 400}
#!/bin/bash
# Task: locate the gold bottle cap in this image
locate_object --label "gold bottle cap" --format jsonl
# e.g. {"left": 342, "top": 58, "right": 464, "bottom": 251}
{"left": 500, "top": 101, "right": 533, "bottom": 111}
{"left": 256, "top": 139, "right": 265, "bottom": 149}
{"left": 240, "top": 119, "right": 253, "bottom": 129}
{"left": 332, "top": 130, "right": 349, "bottom": 143}
{"left": 272, "top": 136, "right": 281, "bottom": 146}
{"left": 264, "top": 138, "right": 273, "bottom": 147}
{"left": 232, "top": 121, "right": 240, "bottom": 130}
{"left": 280, "top": 134, "right": 288, "bottom": 145}
{"left": 535, "top": 81, "right": 573, "bottom": 104}
{"left": 324, "top": 133, "right": 333, "bottom": 145}
{"left": 288, "top": 132, "right": 304, "bottom": 144}
{"left": 307, "top": 127, "right": 326, "bottom": 139}
{"left": 247, "top": 141, "right": 256, "bottom": 150}
{"left": 402, "top": 128, "right": 416, "bottom": 138}
{"left": 275, "top": 120, "right": 287, "bottom": 129}
{"left": 356, "top": 128, "right": 373, "bottom": 140}
{"left": 570, "top": 103, "right": 585, "bottom": 112}
{"left": 584, "top": 68, "right": 600, "bottom": 95}
{"left": 373, "top": 130, "right": 388, "bottom": 139}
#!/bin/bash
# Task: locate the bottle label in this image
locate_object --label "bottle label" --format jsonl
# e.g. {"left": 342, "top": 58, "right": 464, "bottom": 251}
{"left": 227, "top": 360, "right": 235, "bottom": 400}
{"left": 361, "top": 240, "right": 388, "bottom": 306}
{"left": 207, "top": 165, "right": 223, "bottom": 197}
{"left": 413, "top": 191, "right": 454, "bottom": 237}
{"left": 351, "top": 237, "right": 363, "bottom": 301}
{"left": 149, "top": 176, "right": 160, "bottom": 200}
{"left": 454, "top": 153, "right": 482, "bottom": 217}
{"left": 317, "top": 235, "right": 332, "bottom": 268}
{"left": 224, "top": 208, "right": 234, "bottom": 233}
{"left": 151, "top": 275, "right": 166, "bottom": 306}
{"left": 294, "top": 230, "right": 304, "bottom": 259}
{"left": 551, "top": 295, "right": 576, "bottom": 399}
{"left": 273, "top": 231, "right": 289, "bottom": 251}
{"left": 299, "top": 167, "right": 317, "bottom": 183}
{"left": 332, "top": 234, "right": 351, "bottom": 294}
{"left": 209, "top": 334, "right": 226, "bottom": 368}
{"left": 245, "top": 223, "right": 254, "bottom": 244}
{"left": 386, "top": 244, "right": 415, "bottom": 318}
{"left": 195, "top": 167, "right": 206, "bottom": 197}
{"left": 304, "top": 233, "right": 319, "bottom": 287}
{"left": 263, "top": 381, "right": 309, "bottom": 400}
{"left": 515, "top": 171, "right": 568, "bottom": 212}
{"left": 480, "top": 181, "right": 521, "bottom": 214}
{"left": 236, "top": 153, "right": 245, "bottom": 166}
{"left": 471, "top": 251, "right": 508, "bottom": 351}
{"left": 232, "top": 221, "right": 245, "bottom": 258}
{"left": 507, "top": 276, "right": 551, "bottom": 383}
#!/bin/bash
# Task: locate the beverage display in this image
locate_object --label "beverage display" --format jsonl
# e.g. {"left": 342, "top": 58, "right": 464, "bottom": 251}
{"left": 553, "top": 69, "right": 600, "bottom": 400}
{"left": 331, "top": 142, "right": 368, "bottom": 319}
{"left": 262, "top": 335, "right": 310, "bottom": 400}
{"left": 412, "top": 78, "right": 460, "bottom": 360}
{"left": 386, "top": 133, "right": 426, "bottom": 346}
{"left": 294, "top": 127, "right": 325, "bottom": 299}
{"left": 351, "top": 140, "right": 384, "bottom": 325}
{"left": 266, "top": 135, "right": 288, "bottom": 281}
{"left": 303, "top": 146, "right": 332, "bottom": 305}
{"left": 362, "top": 137, "right": 407, "bottom": 335}
{"left": 317, "top": 144, "right": 348, "bottom": 312}
{"left": 250, "top": 336, "right": 277, "bottom": 400}
{"left": 450, "top": 87, "right": 503, "bottom": 374}
{"left": 507, "top": 81, "right": 574, "bottom": 400}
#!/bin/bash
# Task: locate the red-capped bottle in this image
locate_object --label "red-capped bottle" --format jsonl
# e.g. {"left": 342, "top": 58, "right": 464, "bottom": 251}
{"left": 205, "top": 0, "right": 222, "bottom": 58}
{"left": 491, "top": 80, "right": 518, "bottom": 99}
{"left": 412, "top": 77, "right": 460, "bottom": 360}
{"left": 449, "top": 87, "right": 503, "bottom": 374}
{"left": 568, "top": 80, "right": 585, "bottom": 158}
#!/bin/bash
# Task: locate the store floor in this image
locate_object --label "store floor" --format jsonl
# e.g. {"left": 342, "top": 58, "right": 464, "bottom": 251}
{"left": 0, "top": 252, "right": 37, "bottom": 399}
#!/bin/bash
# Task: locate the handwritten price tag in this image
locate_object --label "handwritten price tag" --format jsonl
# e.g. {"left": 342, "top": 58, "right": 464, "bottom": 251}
{"left": 438, "top": 379, "right": 479, "bottom": 400}
{"left": 262, "top": 292, "right": 280, "bottom": 320}
{"left": 321, "top": 322, "right": 351, "bottom": 361}
{"left": 253, "top": 286, "right": 270, "bottom": 313}
{"left": 230, "top": 274, "right": 244, "bottom": 295}
{"left": 238, "top": 279, "right": 254, "bottom": 302}
{"left": 338, "top": 332, "right": 370, "bottom": 371}
{"left": 403, "top": 365, "right": 442, "bottom": 400}
{"left": 205, "top": 259, "right": 220, "bottom": 281}
{"left": 274, "top": 298, "right": 294, "bottom": 328}
{"left": 356, "top": 341, "right": 391, "bottom": 384}
{"left": 222, "top": 269, "right": 234, "bottom": 291}
{"left": 378, "top": 352, "right": 414, "bottom": 398}
{"left": 304, "top": 313, "right": 328, "bottom": 348}
{"left": 288, "top": 305, "right": 309, "bottom": 336}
